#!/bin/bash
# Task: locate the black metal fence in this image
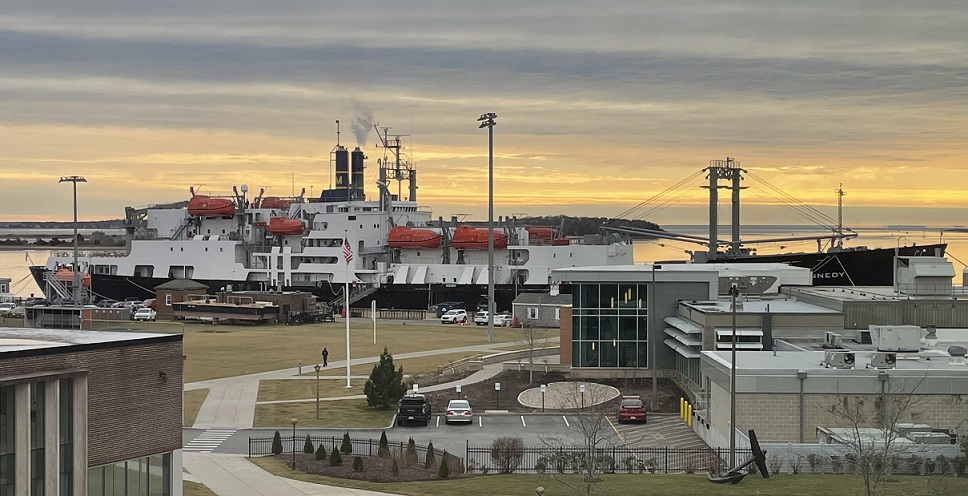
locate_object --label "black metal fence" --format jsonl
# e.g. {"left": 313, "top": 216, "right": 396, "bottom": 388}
{"left": 249, "top": 434, "right": 463, "bottom": 470}
{"left": 465, "top": 445, "right": 753, "bottom": 475}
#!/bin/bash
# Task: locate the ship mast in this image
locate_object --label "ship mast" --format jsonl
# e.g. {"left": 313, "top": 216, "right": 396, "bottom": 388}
{"left": 834, "top": 184, "right": 845, "bottom": 251}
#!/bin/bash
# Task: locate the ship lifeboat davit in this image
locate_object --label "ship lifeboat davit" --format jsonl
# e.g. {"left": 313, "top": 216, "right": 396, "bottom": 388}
{"left": 267, "top": 217, "right": 304, "bottom": 236}
{"left": 188, "top": 195, "right": 236, "bottom": 217}
{"left": 54, "top": 268, "right": 91, "bottom": 287}
{"left": 451, "top": 226, "right": 508, "bottom": 249}
{"left": 525, "top": 226, "right": 570, "bottom": 245}
{"left": 387, "top": 226, "right": 442, "bottom": 249}
{"left": 260, "top": 197, "right": 293, "bottom": 210}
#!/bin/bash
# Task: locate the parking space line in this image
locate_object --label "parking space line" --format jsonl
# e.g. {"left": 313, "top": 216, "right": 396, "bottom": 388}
{"left": 606, "top": 416, "right": 626, "bottom": 445}
{"left": 520, "top": 415, "right": 526, "bottom": 427}
{"left": 478, "top": 416, "right": 482, "bottom": 428}
{"left": 436, "top": 416, "right": 440, "bottom": 428}
{"left": 562, "top": 416, "right": 570, "bottom": 427}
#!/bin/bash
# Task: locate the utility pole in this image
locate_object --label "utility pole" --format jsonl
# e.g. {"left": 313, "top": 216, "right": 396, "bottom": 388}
{"left": 729, "top": 284, "right": 739, "bottom": 467}
{"left": 59, "top": 176, "right": 87, "bottom": 305}
{"left": 478, "top": 112, "right": 497, "bottom": 343}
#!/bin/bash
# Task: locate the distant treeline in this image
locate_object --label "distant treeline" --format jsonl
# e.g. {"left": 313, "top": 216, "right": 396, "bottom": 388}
{"left": 515, "top": 216, "right": 662, "bottom": 237}
{"left": 0, "top": 220, "right": 125, "bottom": 229}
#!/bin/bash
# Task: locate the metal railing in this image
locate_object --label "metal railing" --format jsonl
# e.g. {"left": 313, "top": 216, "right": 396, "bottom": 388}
{"left": 248, "top": 434, "right": 463, "bottom": 470}
{"left": 465, "top": 445, "right": 751, "bottom": 474}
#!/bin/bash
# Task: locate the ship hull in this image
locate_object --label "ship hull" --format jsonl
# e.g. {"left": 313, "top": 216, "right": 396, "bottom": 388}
{"left": 667, "top": 243, "right": 947, "bottom": 286}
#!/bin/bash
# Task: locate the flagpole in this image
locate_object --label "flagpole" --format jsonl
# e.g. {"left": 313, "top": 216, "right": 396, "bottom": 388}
{"left": 345, "top": 233, "right": 352, "bottom": 388}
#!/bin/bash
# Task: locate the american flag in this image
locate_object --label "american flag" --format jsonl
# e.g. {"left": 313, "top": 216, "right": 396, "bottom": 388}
{"left": 343, "top": 238, "right": 353, "bottom": 264}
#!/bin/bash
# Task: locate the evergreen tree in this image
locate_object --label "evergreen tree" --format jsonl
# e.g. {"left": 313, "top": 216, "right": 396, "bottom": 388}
{"left": 378, "top": 430, "right": 391, "bottom": 458}
{"left": 303, "top": 435, "right": 314, "bottom": 453}
{"left": 405, "top": 437, "right": 418, "bottom": 466}
{"left": 271, "top": 431, "right": 283, "bottom": 455}
{"left": 353, "top": 456, "right": 364, "bottom": 472}
{"left": 363, "top": 347, "right": 406, "bottom": 408}
{"left": 315, "top": 443, "right": 327, "bottom": 461}
{"left": 425, "top": 440, "right": 436, "bottom": 468}
{"left": 329, "top": 448, "right": 342, "bottom": 466}
{"left": 340, "top": 432, "right": 353, "bottom": 454}
{"left": 439, "top": 451, "right": 450, "bottom": 479}
{"left": 392, "top": 458, "right": 400, "bottom": 476}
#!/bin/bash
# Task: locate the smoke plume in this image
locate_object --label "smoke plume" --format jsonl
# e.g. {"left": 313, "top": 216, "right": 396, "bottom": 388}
{"left": 351, "top": 100, "right": 374, "bottom": 146}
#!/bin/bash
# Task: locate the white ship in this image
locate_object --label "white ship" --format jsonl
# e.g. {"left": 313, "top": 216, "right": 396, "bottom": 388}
{"left": 33, "top": 125, "right": 632, "bottom": 309}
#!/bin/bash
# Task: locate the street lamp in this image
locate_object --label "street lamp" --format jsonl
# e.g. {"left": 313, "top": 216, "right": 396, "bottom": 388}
{"left": 579, "top": 383, "right": 586, "bottom": 410}
{"left": 728, "top": 285, "right": 739, "bottom": 468}
{"left": 59, "top": 176, "right": 87, "bottom": 305}
{"left": 478, "top": 112, "right": 497, "bottom": 344}
{"left": 290, "top": 417, "right": 298, "bottom": 469}
{"left": 314, "top": 364, "right": 321, "bottom": 419}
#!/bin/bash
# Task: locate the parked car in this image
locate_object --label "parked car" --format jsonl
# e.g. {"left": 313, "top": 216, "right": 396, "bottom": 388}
{"left": 440, "top": 309, "right": 468, "bottom": 324}
{"left": 8, "top": 306, "right": 24, "bottom": 318}
{"left": 141, "top": 298, "right": 157, "bottom": 310}
{"left": 434, "top": 301, "right": 465, "bottom": 318}
{"left": 132, "top": 308, "right": 157, "bottom": 321}
{"left": 52, "top": 297, "right": 75, "bottom": 306}
{"left": 473, "top": 311, "right": 512, "bottom": 326}
{"left": 473, "top": 311, "right": 490, "bottom": 325}
{"left": 24, "top": 297, "right": 49, "bottom": 307}
{"left": 397, "top": 394, "right": 432, "bottom": 426}
{"left": 0, "top": 302, "right": 15, "bottom": 316}
{"left": 444, "top": 399, "right": 473, "bottom": 424}
{"left": 96, "top": 299, "right": 118, "bottom": 308}
{"left": 616, "top": 395, "right": 647, "bottom": 424}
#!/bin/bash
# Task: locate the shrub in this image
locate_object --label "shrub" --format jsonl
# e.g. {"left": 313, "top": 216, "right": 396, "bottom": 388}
{"left": 329, "top": 448, "right": 342, "bottom": 466}
{"left": 378, "top": 431, "right": 391, "bottom": 458}
{"left": 405, "top": 437, "right": 419, "bottom": 466}
{"left": 271, "top": 431, "right": 283, "bottom": 455}
{"left": 908, "top": 455, "right": 923, "bottom": 475}
{"left": 425, "top": 441, "right": 436, "bottom": 468}
{"left": 535, "top": 458, "right": 549, "bottom": 474}
{"left": 938, "top": 455, "right": 951, "bottom": 475}
{"left": 490, "top": 437, "right": 525, "bottom": 474}
{"left": 790, "top": 455, "right": 803, "bottom": 475}
{"left": 806, "top": 454, "right": 821, "bottom": 473}
{"left": 315, "top": 443, "right": 327, "bottom": 461}
{"left": 340, "top": 432, "right": 353, "bottom": 454}
{"left": 392, "top": 458, "right": 400, "bottom": 476}
{"left": 924, "top": 456, "right": 937, "bottom": 475}
{"left": 303, "top": 435, "right": 314, "bottom": 454}
{"left": 830, "top": 455, "right": 842, "bottom": 474}
{"left": 768, "top": 454, "right": 782, "bottom": 475}
{"left": 364, "top": 346, "right": 406, "bottom": 408}
{"left": 439, "top": 451, "right": 450, "bottom": 479}
{"left": 353, "top": 456, "right": 364, "bottom": 472}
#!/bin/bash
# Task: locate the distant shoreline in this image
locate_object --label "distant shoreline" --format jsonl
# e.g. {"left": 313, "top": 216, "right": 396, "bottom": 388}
{"left": 0, "top": 245, "right": 125, "bottom": 253}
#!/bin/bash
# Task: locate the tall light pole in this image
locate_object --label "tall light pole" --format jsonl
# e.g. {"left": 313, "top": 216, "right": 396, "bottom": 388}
{"left": 314, "top": 364, "right": 321, "bottom": 419}
{"left": 894, "top": 236, "right": 907, "bottom": 294}
{"left": 290, "top": 417, "right": 298, "bottom": 469}
{"left": 59, "top": 176, "right": 87, "bottom": 305}
{"left": 478, "top": 112, "right": 497, "bottom": 343}
{"left": 728, "top": 284, "right": 739, "bottom": 467}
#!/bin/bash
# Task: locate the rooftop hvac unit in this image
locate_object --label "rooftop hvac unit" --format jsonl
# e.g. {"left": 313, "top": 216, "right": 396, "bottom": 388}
{"left": 869, "top": 352, "right": 897, "bottom": 369}
{"left": 823, "top": 332, "right": 843, "bottom": 349}
{"left": 870, "top": 325, "right": 922, "bottom": 352}
{"left": 824, "top": 351, "right": 855, "bottom": 369}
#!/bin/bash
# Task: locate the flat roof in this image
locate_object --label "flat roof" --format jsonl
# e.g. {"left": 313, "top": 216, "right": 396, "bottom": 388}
{"left": 786, "top": 285, "right": 946, "bottom": 302}
{"left": 705, "top": 348, "right": 968, "bottom": 373}
{"left": 0, "top": 327, "right": 177, "bottom": 354}
{"left": 681, "top": 296, "right": 840, "bottom": 314}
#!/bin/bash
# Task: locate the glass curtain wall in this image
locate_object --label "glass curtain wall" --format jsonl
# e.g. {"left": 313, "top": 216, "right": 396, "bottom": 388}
{"left": 59, "top": 379, "right": 73, "bottom": 496}
{"left": 30, "top": 382, "right": 44, "bottom": 496}
{"left": 572, "top": 283, "right": 650, "bottom": 368}
{"left": 0, "top": 386, "right": 14, "bottom": 496}
{"left": 88, "top": 454, "right": 171, "bottom": 496}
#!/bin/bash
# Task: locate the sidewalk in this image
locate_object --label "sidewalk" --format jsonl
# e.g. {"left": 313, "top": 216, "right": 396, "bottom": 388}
{"left": 187, "top": 342, "right": 515, "bottom": 429}
{"left": 184, "top": 453, "right": 403, "bottom": 496}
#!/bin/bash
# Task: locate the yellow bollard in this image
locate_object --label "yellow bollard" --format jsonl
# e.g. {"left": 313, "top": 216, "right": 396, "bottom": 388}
{"left": 687, "top": 403, "right": 693, "bottom": 426}
{"left": 679, "top": 397, "right": 684, "bottom": 420}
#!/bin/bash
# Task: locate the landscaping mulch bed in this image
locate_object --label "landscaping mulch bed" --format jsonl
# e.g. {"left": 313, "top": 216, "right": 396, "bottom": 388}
{"left": 424, "top": 370, "right": 686, "bottom": 415}
{"left": 282, "top": 452, "right": 473, "bottom": 482}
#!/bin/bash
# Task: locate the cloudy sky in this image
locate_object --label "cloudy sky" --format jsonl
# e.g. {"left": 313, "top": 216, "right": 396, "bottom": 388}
{"left": 2, "top": 1, "right": 967, "bottom": 227}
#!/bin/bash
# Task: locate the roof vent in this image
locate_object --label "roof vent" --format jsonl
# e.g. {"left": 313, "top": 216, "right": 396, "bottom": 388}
{"left": 948, "top": 345, "right": 967, "bottom": 366}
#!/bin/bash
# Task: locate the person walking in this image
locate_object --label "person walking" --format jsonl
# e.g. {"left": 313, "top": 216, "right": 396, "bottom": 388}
{"left": 321, "top": 347, "right": 329, "bottom": 367}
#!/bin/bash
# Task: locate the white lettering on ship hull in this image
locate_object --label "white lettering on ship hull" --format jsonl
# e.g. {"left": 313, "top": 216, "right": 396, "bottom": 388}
{"left": 814, "top": 271, "right": 847, "bottom": 279}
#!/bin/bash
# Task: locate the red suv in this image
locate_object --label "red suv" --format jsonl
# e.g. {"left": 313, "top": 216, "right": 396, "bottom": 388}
{"left": 617, "top": 395, "right": 647, "bottom": 424}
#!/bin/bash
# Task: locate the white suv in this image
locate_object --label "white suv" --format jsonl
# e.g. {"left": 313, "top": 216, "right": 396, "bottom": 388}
{"left": 473, "top": 311, "right": 490, "bottom": 325}
{"left": 440, "top": 309, "right": 468, "bottom": 324}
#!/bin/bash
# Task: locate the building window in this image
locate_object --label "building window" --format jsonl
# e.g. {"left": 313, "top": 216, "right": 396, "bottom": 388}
{"left": 165, "top": 294, "right": 172, "bottom": 306}
{"left": 554, "top": 308, "right": 560, "bottom": 322}
{"left": 30, "top": 382, "right": 44, "bottom": 496}
{"left": 527, "top": 307, "right": 538, "bottom": 320}
{"left": 89, "top": 454, "right": 171, "bottom": 496}
{"left": 0, "top": 385, "right": 14, "bottom": 496}
{"left": 59, "top": 379, "right": 73, "bottom": 496}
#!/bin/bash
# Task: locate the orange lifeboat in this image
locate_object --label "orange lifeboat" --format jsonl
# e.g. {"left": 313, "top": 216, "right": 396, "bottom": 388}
{"left": 387, "top": 226, "right": 442, "bottom": 249}
{"left": 267, "top": 217, "right": 304, "bottom": 236}
{"left": 525, "top": 227, "right": 556, "bottom": 240}
{"left": 54, "top": 268, "right": 91, "bottom": 287}
{"left": 260, "top": 197, "right": 292, "bottom": 210}
{"left": 451, "top": 226, "right": 508, "bottom": 249}
{"left": 188, "top": 195, "right": 236, "bottom": 217}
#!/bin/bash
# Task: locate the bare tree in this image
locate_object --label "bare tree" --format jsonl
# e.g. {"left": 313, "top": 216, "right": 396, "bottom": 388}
{"left": 514, "top": 320, "right": 555, "bottom": 384}
{"left": 819, "top": 374, "right": 938, "bottom": 496}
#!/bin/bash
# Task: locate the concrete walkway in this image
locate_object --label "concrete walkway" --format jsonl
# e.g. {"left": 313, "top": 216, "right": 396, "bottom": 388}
{"left": 184, "top": 453, "right": 403, "bottom": 496}
{"left": 187, "top": 342, "right": 515, "bottom": 429}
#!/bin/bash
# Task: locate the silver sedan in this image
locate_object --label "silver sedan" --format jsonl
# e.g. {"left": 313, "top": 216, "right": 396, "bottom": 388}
{"left": 444, "top": 399, "right": 473, "bottom": 424}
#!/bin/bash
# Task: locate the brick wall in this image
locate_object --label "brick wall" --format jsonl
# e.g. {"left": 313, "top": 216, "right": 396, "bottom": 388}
{"left": 0, "top": 336, "right": 183, "bottom": 466}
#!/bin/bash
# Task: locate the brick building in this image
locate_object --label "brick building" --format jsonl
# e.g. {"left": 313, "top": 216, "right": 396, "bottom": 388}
{"left": 0, "top": 327, "right": 183, "bottom": 495}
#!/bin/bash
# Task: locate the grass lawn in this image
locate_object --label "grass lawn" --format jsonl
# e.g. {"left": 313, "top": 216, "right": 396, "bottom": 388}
{"left": 316, "top": 351, "right": 484, "bottom": 377}
{"left": 257, "top": 379, "right": 367, "bottom": 402}
{"left": 183, "top": 481, "right": 217, "bottom": 496}
{"left": 183, "top": 389, "right": 209, "bottom": 427}
{"left": 250, "top": 455, "right": 968, "bottom": 496}
{"left": 253, "top": 398, "right": 395, "bottom": 428}
{"left": 171, "top": 320, "right": 518, "bottom": 383}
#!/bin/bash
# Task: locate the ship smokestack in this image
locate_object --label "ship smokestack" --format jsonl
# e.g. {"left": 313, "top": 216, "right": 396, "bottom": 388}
{"left": 335, "top": 146, "right": 349, "bottom": 192}
{"left": 351, "top": 147, "right": 366, "bottom": 201}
